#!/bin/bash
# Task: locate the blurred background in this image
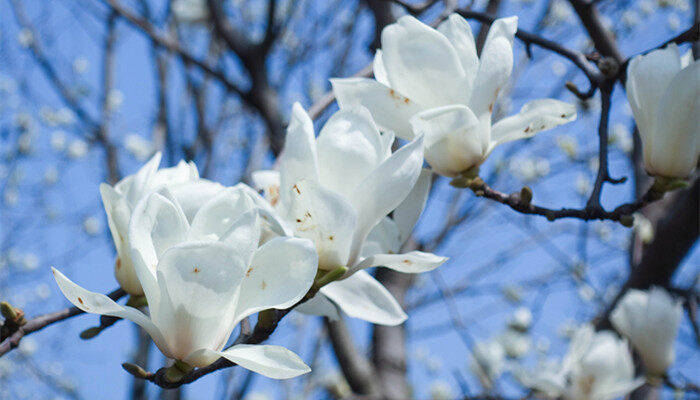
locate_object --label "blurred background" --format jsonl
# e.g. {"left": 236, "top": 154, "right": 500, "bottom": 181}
{"left": 0, "top": 0, "right": 698, "bottom": 399}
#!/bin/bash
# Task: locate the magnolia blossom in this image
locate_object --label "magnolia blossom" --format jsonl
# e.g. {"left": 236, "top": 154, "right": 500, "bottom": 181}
{"left": 100, "top": 153, "right": 223, "bottom": 295}
{"left": 332, "top": 14, "right": 576, "bottom": 177}
{"left": 521, "top": 325, "right": 642, "bottom": 400}
{"left": 252, "top": 103, "right": 446, "bottom": 325}
{"left": 470, "top": 340, "right": 506, "bottom": 389}
{"left": 52, "top": 187, "right": 318, "bottom": 378}
{"left": 172, "top": 0, "right": 209, "bottom": 23}
{"left": 610, "top": 287, "right": 682, "bottom": 376}
{"left": 626, "top": 44, "right": 699, "bottom": 178}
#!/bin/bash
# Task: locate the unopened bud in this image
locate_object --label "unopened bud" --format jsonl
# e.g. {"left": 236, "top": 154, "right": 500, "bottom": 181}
{"left": 80, "top": 327, "right": 103, "bottom": 340}
{"left": 122, "top": 362, "right": 150, "bottom": 379}
{"left": 619, "top": 215, "right": 634, "bottom": 228}
{"left": 520, "top": 186, "right": 533, "bottom": 206}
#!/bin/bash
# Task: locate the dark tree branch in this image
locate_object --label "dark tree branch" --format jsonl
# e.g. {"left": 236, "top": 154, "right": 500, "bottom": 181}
{"left": 0, "top": 288, "right": 126, "bottom": 357}
{"left": 325, "top": 318, "right": 379, "bottom": 396}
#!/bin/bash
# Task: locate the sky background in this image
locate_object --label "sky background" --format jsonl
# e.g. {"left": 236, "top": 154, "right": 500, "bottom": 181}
{"left": 0, "top": 0, "right": 698, "bottom": 399}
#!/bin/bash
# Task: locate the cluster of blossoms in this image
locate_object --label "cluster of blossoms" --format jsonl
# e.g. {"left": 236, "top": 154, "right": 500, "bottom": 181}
{"left": 50, "top": 13, "right": 696, "bottom": 385}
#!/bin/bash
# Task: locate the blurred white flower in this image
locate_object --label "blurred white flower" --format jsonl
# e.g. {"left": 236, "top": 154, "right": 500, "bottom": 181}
{"left": 72, "top": 57, "right": 89, "bottom": 74}
{"left": 498, "top": 329, "right": 531, "bottom": 358}
{"left": 429, "top": 380, "right": 455, "bottom": 400}
{"left": 632, "top": 213, "right": 654, "bottom": 244}
{"left": 594, "top": 223, "right": 612, "bottom": 242}
{"left": 44, "top": 166, "right": 59, "bottom": 185}
{"left": 18, "top": 337, "right": 38, "bottom": 356}
{"left": 557, "top": 135, "right": 578, "bottom": 159}
{"left": 575, "top": 174, "right": 591, "bottom": 196}
{"left": 67, "top": 140, "right": 88, "bottom": 159}
{"left": 18, "top": 29, "right": 34, "bottom": 48}
{"left": 622, "top": 10, "right": 640, "bottom": 28}
{"left": 509, "top": 306, "right": 533, "bottom": 331}
{"left": 172, "top": 0, "right": 209, "bottom": 23}
{"left": 4, "top": 188, "right": 19, "bottom": 207}
{"left": 82, "top": 216, "right": 101, "bottom": 236}
{"left": 578, "top": 284, "right": 595, "bottom": 302}
{"left": 51, "top": 131, "right": 67, "bottom": 151}
{"left": 610, "top": 123, "right": 633, "bottom": 154}
{"left": 22, "top": 253, "right": 39, "bottom": 271}
{"left": 611, "top": 287, "right": 682, "bottom": 376}
{"left": 106, "top": 90, "right": 124, "bottom": 111}
{"left": 639, "top": 0, "right": 655, "bottom": 14}
{"left": 124, "top": 133, "right": 154, "bottom": 161}
{"left": 667, "top": 14, "right": 681, "bottom": 31}
{"left": 470, "top": 340, "right": 506, "bottom": 389}
{"left": 551, "top": 61, "right": 567, "bottom": 77}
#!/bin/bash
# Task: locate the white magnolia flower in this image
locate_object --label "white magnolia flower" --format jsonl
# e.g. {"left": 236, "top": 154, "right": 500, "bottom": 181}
{"left": 508, "top": 306, "right": 533, "bottom": 331}
{"left": 52, "top": 190, "right": 317, "bottom": 378}
{"left": 67, "top": 140, "right": 88, "bottom": 159}
{"left": 331, "top": 14, "right": 576, "bottom": 177}
{"left": 521, "top": 325, "right": 642, "bottom": 400}
{"left": 610, "top": 287, "right": 682, "bottom": 376}
{"left": 99, "top": 153, "right": 222, "bottom": 295}
{"left": 498, "top": 328, "right": 531, "bottom": 359}
{"left": 252, "top": 103, "right": 445, "bottom": 325}
{"left": 124, "top": 134, "right": 155, "bottom": 161}
{"left": 172, "top": 0, "right": 209, "bottom": 23}
{"left": 563, "top": 326, "right": 643, "bottom": 400}
{"left": 470, "top": 340, "right": 506, "bottom": 389}
{"left": 626, "top": 44, "right": 699, "bottom": 178}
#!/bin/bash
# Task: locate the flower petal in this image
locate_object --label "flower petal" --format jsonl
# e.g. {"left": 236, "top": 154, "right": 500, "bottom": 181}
{"left": 233, "top": 237, "right": 318, "bottom": 324}
{"left": 100, "top": 183, "right": 142, "bottom": 295}
{"left": 167, "top": 180, "right": 225, "bottom": 222}
{"left": 373, "top": 49, "right": 390, "bottom": 86}
{"left": 410, "top": 105, "right": 484, "bottom": 177}
{"left": 189, "top": 186, "right": 258, "bottom": 247}
{"left": 649, "top": 60, "right": 700, "bottom": 178}
{"left": 321, "top": 271, "right": 407, "bottom": 325}
{"left": 149, "top": 159, "right": 199, "bottom": 188}
{"left": 626, "top": 44, "right": 681, "bottom": 154}
{"left": 128, "top": 192, "right": 190, "bottom": 315}
{"left": 381, "top": 15, "right": 468, "bottom": 108}
{"left": 350, "top": 251, "right": 447, "bottom": 275}
{"left": 316, "top": 106, "right": 386, "bottom": 199}
{"left": 278, "top": 103, "right": 319, "bottom": 208}
{"left": 294, "top": 293, "right": 341, "bottom": 320}
{"left": 217, "top": 344, "right": 311, "bottom": 379}
{"left": 393, "top": 168, "right": 432, "bottom": 243}
{"left": 331, "top": 78, "right": 423, "bottom": 140}
{"left": 469, "top": 17, "right": 518, "bottom": 121}
{"left": 283, "top": 179, "right": 357, "bottom": 269}
{"left": 347, "top": 135, "right": 424, "bottom": 266}
{"left": 490, "top": 99, "right": 576, "bottom": 148}
{"left": 232, "top": 183, "right": 292, "bottom": 237}
{"left": 154, "top": 242, "right": 246, "bottom": 362}
{"left": 51, "top": 267, "right": 170, "bottom": 357}
{"left": 437, "top": 14, "right": 479, "bottom": 93}
{"left": 363, "top": 217, "right": 402, "bottom": 257}
{"left": 218, "top": 210, "right": 262, "bottom": 266}
{"left": 124, "top": 152, "right": 162, "bottom": 206}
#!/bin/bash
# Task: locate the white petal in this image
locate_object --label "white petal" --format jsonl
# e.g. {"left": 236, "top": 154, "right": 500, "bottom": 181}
{"left": 153, "top": 243, "right": 246, "bottom": 362}
{"left": 232, "top": 183, "right": 292, "bottom": 237}
{"left": 218, "top": 210, "right": 262, "bottom": 266}
{"left": 128, "top": 192, "right": 190, "bottom": 316}
{"left": 251, "top": 170, "right": 280, "bottom": 193}
{"left": 410, "top": 105, "right": 485, "bottom": 177}
{"left": 233, "top": 237, "right": 318, "bottom": 324}
{"left": 167, "top": 180, "right": 225, "bottom": 222}
{"left": 626, "top": 44, "right": 681, "bottom": 156}
{"left": 278, "top": 103, "right": 319, "bottom": 208}
{"left": 189, "top": 186, "right": 257, "bottom": 243}
{"left": 321, "top": 271, "right": 407, "bottom": 325}
{"left": 381, "top": 15, "right": 468, "bottom": 108}
{"left": 294, "top": 293, "right": 341, "bottom": 320}
{"left": 124, "top": 152, "right": 162, "bottom": 206}
{"left": 649, "top": 60, "right": 700, "bottom": 178}
{"left": 316, "top": 106, "right": 386, "bottom": 199}
{"left": 217, "top": 344, "right": 311, "bottom": 379}
{"left": 346, "top": 135, "right": 424, "bottom": 266}
{"left": 283, "top": 179, "right": 357, "bottom": 270}
{"left": 150, "top": 159, "right": 200, "bottom": 188}
{"left": 469, "top": 17, "right": 518, "bottom": 120}
{"left": 373, "top": 49, "right": 390, "bottom": 86}
{"left": 437, "top": 14, "right": 478, "bottom": 94}
{"left": 100, "top": 183, "right": 142, "bottom": 295}
{"left": 363, "top": 217, "right": 402, "bottom": 257}
{"left": 331, "top": 78, "right": 423, "bottom": 140}
{"left": 350, "top": 251, "right": 447, "bottom": 275}
{"left": 393, "top": 168, "right": 432, "bottom": 243}
{"left": 51, "top": 267, "right": 170, "bottom": 357}
{"left": 490, "top": 99, "right": 576, "bottom": 148}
